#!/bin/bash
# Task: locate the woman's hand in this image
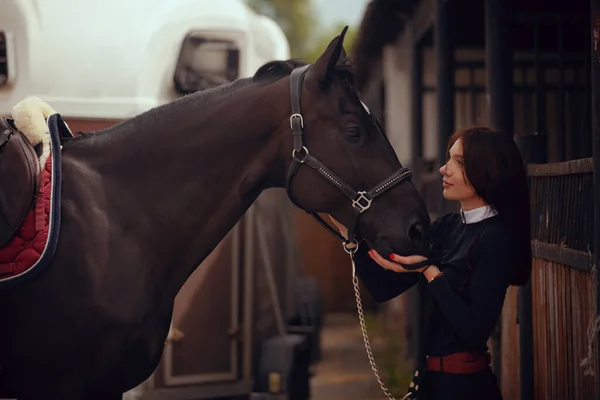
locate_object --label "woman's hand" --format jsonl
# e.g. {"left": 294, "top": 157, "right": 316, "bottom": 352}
{"left": 367, "top": 250, "right": 430, "bottom": 273}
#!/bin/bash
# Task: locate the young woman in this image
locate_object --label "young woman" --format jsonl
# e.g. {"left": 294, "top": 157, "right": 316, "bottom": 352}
{"left": 330, "top": 126, "right": 531, "bottom": 399}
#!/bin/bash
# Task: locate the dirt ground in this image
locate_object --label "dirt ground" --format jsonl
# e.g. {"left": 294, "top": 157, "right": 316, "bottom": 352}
{"left": 310, "top": 313, "right": 413, "bottom": 400}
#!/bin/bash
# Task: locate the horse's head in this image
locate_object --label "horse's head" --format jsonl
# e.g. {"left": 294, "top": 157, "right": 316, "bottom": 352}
{"left": 260, "top": 27, "right": 431, "bottom": 257}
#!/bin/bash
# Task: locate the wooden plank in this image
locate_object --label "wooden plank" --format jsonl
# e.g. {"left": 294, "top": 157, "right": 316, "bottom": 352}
{"left": 531, "top": 259, "right": 540, "bottom": 400}
{"left": 592, "top": 2, "right": 600, "bottom": 395}
{"left": 555, "top": 264, "right": 562, "bottom": 398}
{"left": 537, "top": 259, "right": 548, "bottom": 399}
{"left": 62, "top": 117, "right": 123, "bottom": 132}
{"left": 572, "top": 268, "right": 582, "bottom": 398}
{"left": 547, "top": 263, "right": 558, "bottom": 400}
{"left": 578, "top": 269, "right": 587, "bottom": 397}
{"left": 558, "top": 264, "right": 567, "bottom": 398}
{"left": 569, "top": 270, "right": 581, "bottom": 399}
{"left": 500, "top": 286, "right": 520, "bottom": 400}
{"left": 565, "top": 266, "right": 573, "bottom": 399}
{"left": 582, "top": 270, "right": 600, "bottom": 398}
{"left": 579, "top": 271, "right": 590, "bottom": 396}
{"left": 540, "top": 261, "right": 548, "bottom": 400}
{"left": 527, "top": 157, "right": 593, "bottom": 176}
{"left": 292, "top": 209, "right": 367, "bottom": 312}
{"left": 530, "top": 259, "right": 600, "bottom": 399}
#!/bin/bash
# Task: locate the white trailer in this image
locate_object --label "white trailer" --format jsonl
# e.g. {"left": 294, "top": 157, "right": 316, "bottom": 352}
{"left": 1, "top": 2, "right": 317, "bottom": 400}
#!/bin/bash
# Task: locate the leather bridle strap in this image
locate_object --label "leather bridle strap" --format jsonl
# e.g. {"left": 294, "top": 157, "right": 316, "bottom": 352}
{"left": 285, "top": 64, "right": 413, "bottom": 251}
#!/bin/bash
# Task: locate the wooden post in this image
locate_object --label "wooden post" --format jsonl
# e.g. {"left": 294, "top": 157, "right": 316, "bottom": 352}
{"left": 590, "top": 0, "right": 600, "bottom": 392}
{"left": 435, "top": 0, "right": 454, "bottom": 214}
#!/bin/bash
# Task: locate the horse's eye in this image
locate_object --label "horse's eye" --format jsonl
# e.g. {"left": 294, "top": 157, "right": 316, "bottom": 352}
{"left": 344, "top": 126, "right": 361, "bottom": 138}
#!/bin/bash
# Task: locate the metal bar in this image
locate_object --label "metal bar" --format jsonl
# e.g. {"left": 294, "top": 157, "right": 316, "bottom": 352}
{"left": 485, "top": 0, "right": 511, "bottom": 381}
{"left": 435, "top": 0, "right": 454, "bottom": 214}
{"left": 255, "top": 213, "right": 286, "bottom": 336}
{"left": 527, "top": 157, "right": 593, "bottom": 176}
{"left": 242, "top": 207, "right": 255, "bottom": 379}
{"left": 583, "top": 23, "right": 593, "bottom": 159}
{"left": 534, "top": 23, "right": 547, "bottom": 139}
{"left": 455, "top": 57, "right": 587, "bottom": 70}
{"left": 411, "top": 33, "right": 424, "bottom": 361}
{"left": 557, "top": 20, "right": 566, "bottom": 161}
{"left": 486, "top": 0, "right": 513, "bottom": 135}
{"left": 280, "top": 197, "right": 302, "bottom": 320}
{"left": 523, "top": 66, "right": 533, "bottom": 133}
{"left": 517, "top": 68, "right": 525, "bottom": 134}
{"left": 423, "top": 84, "right": 587, "bottom": 94}
{"left": 512, "top": 12, "right": 588, "bottom": 24}
{"left": 231, "top": 221, "right": 241, "bottom": 377}
{"left": 516, "top": 132, "right": 546, "bottom": 400}
{"left": 411, "top": 39, "right": 423, "bottom": 189}
{"left": 470, "top": 67, "right": 477, "bottom": 123}
{"left": 531, "top": 241, "right": 594, "bottom": 272}
{"left": 590, "top": 0, "right": 600, "bottom": 388}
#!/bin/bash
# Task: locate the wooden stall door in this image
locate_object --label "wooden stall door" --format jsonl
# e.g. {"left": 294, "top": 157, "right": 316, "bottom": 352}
{"left": 291, "top": 208, "right": 378, "bottom": 313}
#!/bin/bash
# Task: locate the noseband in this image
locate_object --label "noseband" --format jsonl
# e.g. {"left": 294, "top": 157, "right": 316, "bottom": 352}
{"left": 285, "top": 64, "right": 413, "bottom": 252}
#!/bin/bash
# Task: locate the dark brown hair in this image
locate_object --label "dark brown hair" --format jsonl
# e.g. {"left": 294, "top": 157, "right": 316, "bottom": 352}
{"left": 448, "top": 126, "right": 532, "bottom": 286}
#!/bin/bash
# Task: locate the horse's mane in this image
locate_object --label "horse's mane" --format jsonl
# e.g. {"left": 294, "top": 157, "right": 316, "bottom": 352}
{"left": 66, "top": 59, "right": 308, "bottom": 140}
{"left": 251, "top": 59, "right": 308, "bottom": 82}
{"left": 68, "top": 57, "right": 354, "bottom": 141}
{"left": 252, "top": 57, "right": 355, "bottom": 85}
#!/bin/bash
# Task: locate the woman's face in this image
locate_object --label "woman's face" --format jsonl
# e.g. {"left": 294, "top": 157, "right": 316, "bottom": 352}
{"left": 439, "top": 139, "right": 482, "bottom": 209}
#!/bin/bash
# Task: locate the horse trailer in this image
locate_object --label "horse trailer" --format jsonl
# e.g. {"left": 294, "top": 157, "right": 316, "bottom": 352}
{"left": 0, "top": 1, "right": 322, "bottom": 399}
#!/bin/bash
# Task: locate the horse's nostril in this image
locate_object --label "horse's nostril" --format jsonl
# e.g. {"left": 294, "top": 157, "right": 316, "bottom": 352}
{"left": 407, "top": 221, "right": 425, "bottom": 245}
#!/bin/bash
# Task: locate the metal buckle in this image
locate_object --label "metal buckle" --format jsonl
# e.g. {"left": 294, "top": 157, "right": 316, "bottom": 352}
{"left": 343, "top": 239, "right": 359, "bottom": 254}
{"left": 292, "top": 146, "right": 309, "bottom": 163}
{"left": 352, "top": 191, "right": 372, "bottom": 213}
{"left": 289, "top": 113, "right": 304, "bottom": 130}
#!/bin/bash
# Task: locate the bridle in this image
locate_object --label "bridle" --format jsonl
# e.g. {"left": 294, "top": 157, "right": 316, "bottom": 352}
{"left": 285, "top": 64, "right": 413, "bottom": 253}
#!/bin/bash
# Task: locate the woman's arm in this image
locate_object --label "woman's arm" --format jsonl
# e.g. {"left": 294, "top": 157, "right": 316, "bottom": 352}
{"left": 328, "top": 213, "right": 455, "bottom": 303}
{"left": 353, "top": 245, "right": 419, "bottom": 303}
{"left": 424, "top": 234, "right": 515, "bottom": 345}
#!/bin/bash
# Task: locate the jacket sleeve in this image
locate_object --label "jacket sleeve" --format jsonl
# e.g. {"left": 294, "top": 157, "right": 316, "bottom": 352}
{"left": 426, "top": 233, "right": 516, "bottom": 345}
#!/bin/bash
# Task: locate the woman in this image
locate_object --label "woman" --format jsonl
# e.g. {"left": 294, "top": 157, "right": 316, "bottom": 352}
{"left": 330, "top": 126, "right": 531, "bottom": 399}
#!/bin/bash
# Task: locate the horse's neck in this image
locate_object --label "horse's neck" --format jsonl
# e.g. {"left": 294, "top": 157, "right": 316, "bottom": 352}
{"left": 64, "top": 81, "right": 289, "bottom": 294}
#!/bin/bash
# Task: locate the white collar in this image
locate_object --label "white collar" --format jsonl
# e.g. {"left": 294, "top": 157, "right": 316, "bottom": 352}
{"left": 460, "top": 205, "right": 498, "bottom": 224}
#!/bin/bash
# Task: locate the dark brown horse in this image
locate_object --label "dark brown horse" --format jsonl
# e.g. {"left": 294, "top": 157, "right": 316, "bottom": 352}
{"left": 0, "top": 28, "right": 430, "bottom": 399}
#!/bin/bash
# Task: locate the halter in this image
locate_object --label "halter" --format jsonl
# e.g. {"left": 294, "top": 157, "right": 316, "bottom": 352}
{"left": 285, "top": 64, "right": 413, "bottom": 253}
{"left": 285, "top": 64, "right": 422, "bottom": 400}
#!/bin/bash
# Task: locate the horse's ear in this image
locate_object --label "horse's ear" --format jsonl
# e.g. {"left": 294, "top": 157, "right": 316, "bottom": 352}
{"left": 306, "top": 26, "right": 348, "bottom": 90}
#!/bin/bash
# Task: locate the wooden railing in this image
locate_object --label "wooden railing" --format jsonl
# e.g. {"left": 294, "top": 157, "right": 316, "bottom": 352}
{"left": 527, "top": 158, "right": 599, "bottom": 399}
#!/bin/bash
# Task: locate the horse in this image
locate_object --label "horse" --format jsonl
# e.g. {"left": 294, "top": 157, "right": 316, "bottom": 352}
{"left": 0, "top": 27, "right": 431, "bottom": 399}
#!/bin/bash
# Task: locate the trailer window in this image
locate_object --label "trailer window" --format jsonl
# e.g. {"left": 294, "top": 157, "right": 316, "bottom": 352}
{"left": 174, "top": 34, "right": 240, "bottom": 94}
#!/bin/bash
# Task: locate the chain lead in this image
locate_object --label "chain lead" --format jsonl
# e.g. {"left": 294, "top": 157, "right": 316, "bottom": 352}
{"left": 349, "top": 252, "right": 418, "bottom": 400}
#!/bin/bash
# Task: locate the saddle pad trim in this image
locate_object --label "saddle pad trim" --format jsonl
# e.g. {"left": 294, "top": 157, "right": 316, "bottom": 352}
{"left": 0, "top": 114, "right": 63, "bottom": 289}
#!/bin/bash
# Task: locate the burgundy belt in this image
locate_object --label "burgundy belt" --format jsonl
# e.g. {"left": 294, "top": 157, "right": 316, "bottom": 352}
{"left": 426, "top": 351, "right": 491, "bottom": 374}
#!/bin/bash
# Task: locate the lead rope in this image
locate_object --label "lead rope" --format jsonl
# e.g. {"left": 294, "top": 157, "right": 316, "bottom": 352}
{"left": 347, "top": 247, "right": 414, "bottom": 400}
